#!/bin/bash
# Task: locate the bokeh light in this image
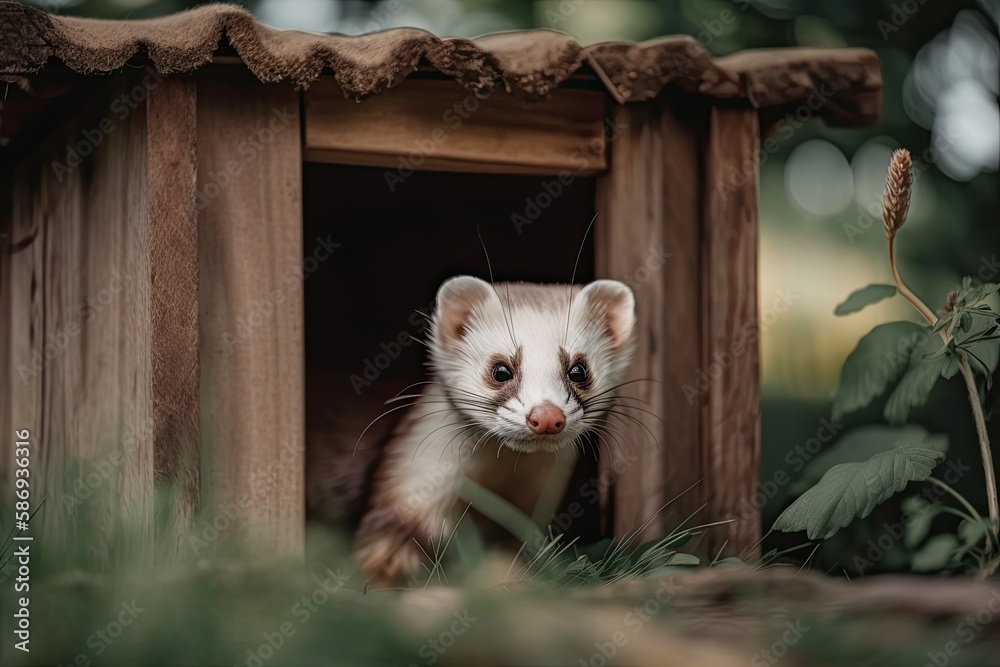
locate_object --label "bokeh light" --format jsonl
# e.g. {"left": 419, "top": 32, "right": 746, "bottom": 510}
{"left": 784, "top": 140, "right": 854, "bottom": 218}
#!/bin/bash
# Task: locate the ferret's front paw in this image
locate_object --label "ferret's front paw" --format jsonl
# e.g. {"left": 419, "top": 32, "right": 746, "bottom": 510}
{"left": 356, "top": 533, "right": 424, "bottom": 589}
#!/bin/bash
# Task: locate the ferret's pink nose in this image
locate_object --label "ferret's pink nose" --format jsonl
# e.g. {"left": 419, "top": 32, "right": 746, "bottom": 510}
{"left": 527, "top": 404, "right": 565, "bottom": 435}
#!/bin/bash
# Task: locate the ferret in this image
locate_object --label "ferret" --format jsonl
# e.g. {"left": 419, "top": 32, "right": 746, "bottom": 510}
{"left": 353, "top": 275, "right": 636, "bottom": 587}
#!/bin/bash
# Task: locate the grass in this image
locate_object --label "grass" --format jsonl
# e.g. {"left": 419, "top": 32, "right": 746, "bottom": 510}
{"left": 3, "top": 484, "right": 1000, "bottom": 666}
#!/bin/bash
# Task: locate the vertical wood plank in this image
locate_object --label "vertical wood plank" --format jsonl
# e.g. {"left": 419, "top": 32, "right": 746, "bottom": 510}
{"left": 597, "top": 101, "right": 759, "bottom": 558}
{"left": 146, "top": 76, "right": 200, "bottom": 561}
{"left": 658, "top": 101, "right": 707, "bottom": 536}
{"left": 701, "top": 106, "right": 761, "bottom": 557}
{"left": 0, "top": 170, "right": 12, "bottom": 500}
{"left": 197, "top": 72, "right": 305, "bottom": 559}
{"left": 5, "top": 80, "right": 156, "bottom": 567}
{"left": 595, "top": 104, "right": 668, "bottom": 541}
{"left": 3, "top": 73, "right": 203, "bottom": 568}
{"left": 1, "top": 166, "right": 41, "bottom": 521}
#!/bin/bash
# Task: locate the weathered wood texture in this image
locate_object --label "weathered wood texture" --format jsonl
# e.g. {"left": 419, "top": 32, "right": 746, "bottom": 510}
{"left": 1, "top": 74, "right": 202, "bottom": 566}
{"left": 196, "top": 71, "right": 305, "bottom": 559}
{"left": 597, "top": 101, "right": 760, "bottom": 556}
{"left": 701, "top": 107, "right": 761, "bottom": 557}
{"left": 595, "top": 102, "right": 702, "bottom": 542}
{"left": 146, "top": 76, "right": 200, "bottom": 561}
{"left": 595, "top": 104, "right": 667, "bottom": 540}
{"left": 0, "top": 170, "right": 13, "bottom": 508}
{"left": 304, "top": 78, "right": 608, "bottom": 174}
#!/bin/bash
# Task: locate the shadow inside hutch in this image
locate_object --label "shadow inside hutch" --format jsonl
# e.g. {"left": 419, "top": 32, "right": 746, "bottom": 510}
{"left": 302, "top": 162, "right": 605, "bottom": 551}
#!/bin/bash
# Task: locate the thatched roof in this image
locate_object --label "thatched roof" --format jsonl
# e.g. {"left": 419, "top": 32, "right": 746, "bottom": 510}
{"left": 0, "top": 0, "right": 882, "bottom": 149}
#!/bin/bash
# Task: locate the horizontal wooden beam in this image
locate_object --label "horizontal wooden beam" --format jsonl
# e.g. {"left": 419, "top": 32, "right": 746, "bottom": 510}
{"left": 304, "top": 78, "right": 608, "bottom": 175}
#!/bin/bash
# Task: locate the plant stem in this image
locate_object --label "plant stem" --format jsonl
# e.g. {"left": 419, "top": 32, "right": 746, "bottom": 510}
{"left": 927, "top": 477, "right": 995, "bottom": 548}
{"left": 889, "top": 238, "right": 938, "bottom": 326}
{"left": 958, "top": 354, "right": 1000, "bottom": 539}
{"left": 889, "top": 237, "right": 999, "bottom": 556}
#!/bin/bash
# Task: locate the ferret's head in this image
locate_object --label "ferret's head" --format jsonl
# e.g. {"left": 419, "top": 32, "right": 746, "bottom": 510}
{"left": 429, "top": 276, "right": 636, "bottom": 453}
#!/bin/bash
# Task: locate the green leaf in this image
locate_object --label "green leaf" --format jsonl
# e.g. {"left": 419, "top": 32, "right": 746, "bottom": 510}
{"left": 834, "top": 284, "right": 898, "bottom": 316}
{"left": 773, "top": 445, "right": 945, "bottom": 540}
{"left": 911, "top": 534, "right": 960, "bottom": 572}
{"left": 931, "top": 312, "right": 955, "bottom": 335}
{"left": 664, "top": 553, "right": 700, "bottom": 566}
{"left": 962, "top": 312, "right": 1000, "bottom": 376}
{"left": 792, "top": 425, "right": 948, "bottom": 494}
{"left": 884, "top": 340, "right": 948, "bottom": 425}
{"left": 902, "top": 496, "right": 942, "bottom": 549}
{"left": 958, "top": 518, "right": 986, "bottom": 547}
{"left": 958, "top": 281, "right": 1000, "bottom": 307}
{"left": 832, "top": 322, "right": 929, "bottom": 421}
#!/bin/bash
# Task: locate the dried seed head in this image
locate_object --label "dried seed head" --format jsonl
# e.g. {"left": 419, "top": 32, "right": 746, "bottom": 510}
{"left": 882, "top": 148, "right": 913, "bottom": 240}
{"left": 940, "top": 289, "right": 960, "bottom": 316}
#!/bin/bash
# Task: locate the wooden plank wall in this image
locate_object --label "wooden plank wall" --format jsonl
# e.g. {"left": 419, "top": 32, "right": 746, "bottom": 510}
{"left": 1, "top": 74, "right": 201, "bottom": 566}
{"left": 196, "top": 70, "right": 305, "bottom": 560}
{"left": 5, "top": 77, "right": 155, "bottom": 567}
{"left": 597, "top": 100, "right": 761, "bottom": 558}
{"left": 2, "top": 69, "right": 308, "bottom": 568}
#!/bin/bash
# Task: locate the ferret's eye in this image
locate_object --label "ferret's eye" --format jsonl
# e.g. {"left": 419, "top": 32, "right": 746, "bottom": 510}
{"left": 567, "top": 363, "right": 588, "bottom": 384}
{"left": 492, "top": 364, "right": 514, "bottom": 383}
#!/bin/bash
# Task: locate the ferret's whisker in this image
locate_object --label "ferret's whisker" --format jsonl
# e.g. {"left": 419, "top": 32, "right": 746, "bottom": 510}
{"left": 477, "top": 223, "right": 518, "bottom": 349}
{"left": 582, "top": 400, "right": 665, "bottom": 423}
{"left": 605, "top": 410, "right": 659, "bottom": 447}
{"left": 355, "top": 402, "right": 429, "bottom": 456}
{"left": 584, "top": 378, "right": 659, "bottom": 402}
{"left": 563, "top": 212, "right": 599, "bottom": 347}
{"left": 413, "top": 420, "right": 480, "bottom": 461}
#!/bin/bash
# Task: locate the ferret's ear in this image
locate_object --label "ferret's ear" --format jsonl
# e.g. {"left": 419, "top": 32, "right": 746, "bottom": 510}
{"left": 435, "top": 276, "right": 496, "bottom": 343}
{"left": 575, "top": 280, "right": 635, "bottom": 350}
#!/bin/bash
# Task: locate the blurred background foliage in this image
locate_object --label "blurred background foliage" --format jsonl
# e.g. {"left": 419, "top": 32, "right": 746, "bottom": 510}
{"left": 23, "top": 0, "right": 1000, "bottom": 573}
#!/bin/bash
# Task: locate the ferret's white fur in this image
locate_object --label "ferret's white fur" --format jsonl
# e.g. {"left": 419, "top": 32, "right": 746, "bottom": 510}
{"left": 355, "top": 276, "right": 636, "bottom": 585}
